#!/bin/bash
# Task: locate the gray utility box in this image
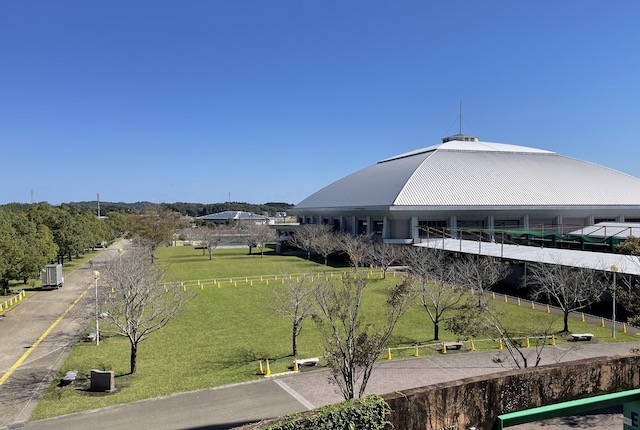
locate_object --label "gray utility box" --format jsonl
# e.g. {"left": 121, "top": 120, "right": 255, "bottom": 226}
{"left": 40, "top": 264, "right": 63, "bottom": 289}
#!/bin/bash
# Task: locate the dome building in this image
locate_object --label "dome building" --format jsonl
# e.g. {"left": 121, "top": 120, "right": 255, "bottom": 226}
{"left": 290, "top": 133, "right": 640, "bottom": 243}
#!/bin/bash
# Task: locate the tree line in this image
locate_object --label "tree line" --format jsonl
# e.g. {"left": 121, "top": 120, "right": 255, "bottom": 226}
{"left": 66, "top": 200, "right": 293, "bottom": 217}
{"left": 0, "top": 203, "right": 126, "bottom": 293}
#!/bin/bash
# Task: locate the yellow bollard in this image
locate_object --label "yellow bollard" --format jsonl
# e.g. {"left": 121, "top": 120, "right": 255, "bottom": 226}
{"left": 111, "top": 287, "right": 115, "bottom": 293}
{"left": 504, "top": 295, "right": 508, "bottom": 303}
{"left": 525, "top": 337, "right": 530, "bottom": 348}
{"left": 470, "top": 339, "right": 476, "bottom": 351}
{"left": 623, "top": 323, "right": 627, "bottom": 333}
{"left": 581, "top": 313, "right": 585, "bottom": 322}
{"left": 234, "top": 282, "right": 237, "bottom": 287}
{"left": 200, "top": 283, "right": 204, "bottom": 290}
{"left": 546, "top": 304, "right": 550, "bottom": 314}
{"left": 183, "top": 285, "right": 187, "bottom": 292}
{"left": 531, "top": 301, "right": 535, "bottom": 310}
{"left": 257, "top": 361, "right": 264, "bottom": 375}
{"left": 217, "top": 283, "right": 221, "bottom": 289}
{"left": 282, "top": 278, "right": 285, "bottom": 284}
{"left": 261, "top": 276, "right": 263, "bottom": 281}
{"left": 393, "top": 272, "right": 396, "bottom": 278}
{"left": 601, "top": 317, "right": 605, "bottom": 327}
{"left": 413, "top": 345, "right": 419, "bottom": 357}
{"left": 293, "top": 359, "right": 299, "bottom": 372}
{"left": 517, "top": 298, "right": 521, "bottom": 306}
{"left": 265, "top": 359, "right": 271, "bottom": 376}
{"left": 0, "top": 303, "right": 3, "bottom": 311}
{"left": 441, "top": 343, "right": 447, "bottom": 354}
{"left": 266, "top": 279, "right": 269, "bottom": 285}
{"left": 550, "top": 335, "right": 556, "bottom": 346}
{"left": 386, "top": 348, "right": 392, "bottom": 360}
{"left": 498, "top": 340, "right": 503, "bottom": 350}
{"left": 492, "top": 292, "right": 496, "bottom": 300}
{"left": 250, "top": 280, "right": 253, "bottom": 286}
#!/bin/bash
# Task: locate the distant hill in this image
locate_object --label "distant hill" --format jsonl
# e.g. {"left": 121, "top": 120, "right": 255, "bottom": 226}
{"left": 69, "top": 201, "right": 294, "bottom": 217}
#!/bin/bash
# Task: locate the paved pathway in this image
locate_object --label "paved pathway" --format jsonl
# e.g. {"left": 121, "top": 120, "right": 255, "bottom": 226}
{"left": 0, "top": 241, "right": 127, "bottom": 427}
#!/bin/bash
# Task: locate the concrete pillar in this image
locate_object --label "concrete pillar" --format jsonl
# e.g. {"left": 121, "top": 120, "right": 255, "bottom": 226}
{"left": 352, "top": 216, "right": 357, "bottom": 235}
{"left": 586, "top": 214, "right": 595, "bottom": 226}
{"left": 617, "top": 215, "right": 625, "bottom": 222}
{"left": 382, "top": 216, "right": 390, "bottom": 240}
{"left": 449, "top": 215, "right": 458, "bottom": 238}
{"left": 521, "top": 214, "right": 530, "bottom": 230}
{"left": 366, "top": 216, "right": 372, "bottom": 235}
{"left": 339, "top": 216, "right": 345, "bottom": 232}
{"left": 410, "top": 216, "right": 419, "bottom": 242}
{"left": 486, "top": 214, "right": 495, "bottom": 242}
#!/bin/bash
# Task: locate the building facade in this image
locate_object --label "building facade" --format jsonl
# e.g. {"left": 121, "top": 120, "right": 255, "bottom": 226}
{"left": 290, "top": 134, "right": 640, "bottom": 243}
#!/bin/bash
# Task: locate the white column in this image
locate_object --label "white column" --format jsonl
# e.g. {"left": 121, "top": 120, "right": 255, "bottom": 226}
{"left": 521, "top": 214, "right": 530, "bottom": 230}
{"left": 382, "top": 216, "right": 390, "bottom": 239}
{"left": 410, "top": 216, "right": 419, "bottom": 242}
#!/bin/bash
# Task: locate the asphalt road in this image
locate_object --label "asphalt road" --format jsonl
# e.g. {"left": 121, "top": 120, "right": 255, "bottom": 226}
{"left": 0, "top": 242, "right": 127, "bottom": 427}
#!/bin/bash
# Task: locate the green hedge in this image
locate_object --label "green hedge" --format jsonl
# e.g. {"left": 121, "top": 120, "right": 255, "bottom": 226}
{"left": 264, "top": 395, "right": 391, "bottom": 430}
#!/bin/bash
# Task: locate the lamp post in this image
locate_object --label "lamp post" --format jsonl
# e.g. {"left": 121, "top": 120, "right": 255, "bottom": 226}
{"left": 610, "top": 265, "right": 619, "bottom": 338}
{"left": 92, "top": 270, "right": 100, "bottom": 345}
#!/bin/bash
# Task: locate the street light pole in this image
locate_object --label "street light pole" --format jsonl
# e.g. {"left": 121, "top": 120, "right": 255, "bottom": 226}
{"left": 93, "top": 270, "right": 100, "bottom": 345}
{"left": 611, "top": 265, "right": 618, "bottom": 338}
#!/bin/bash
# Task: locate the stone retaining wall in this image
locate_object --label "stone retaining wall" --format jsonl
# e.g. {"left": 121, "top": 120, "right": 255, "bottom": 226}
{"left": 383, "top": 352, "right": 640, "bottom": 430}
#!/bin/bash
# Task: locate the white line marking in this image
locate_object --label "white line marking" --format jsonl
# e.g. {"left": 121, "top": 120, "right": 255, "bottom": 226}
{"left": 273, "top": 379, "right": 315, "bottom": 410}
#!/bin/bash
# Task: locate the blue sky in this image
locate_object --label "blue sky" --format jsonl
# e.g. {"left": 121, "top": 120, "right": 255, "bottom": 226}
{"left": 2, "top": 1, "right": 640, "bottom": 205}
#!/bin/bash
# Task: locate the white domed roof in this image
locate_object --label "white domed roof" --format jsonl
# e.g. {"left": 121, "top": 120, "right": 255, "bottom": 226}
{"left": 295, "top": 139, "right": 640, "bottom": 210}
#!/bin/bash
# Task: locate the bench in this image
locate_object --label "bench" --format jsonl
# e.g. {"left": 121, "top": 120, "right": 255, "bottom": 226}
{"left": 294, "top": 357, "right": 320, "bottom": 367}
{"left": 441, "top": 342, "right": 464, "bottom": 351}
{"left": 571, "top": 333, "right": 594, "bottom": 341}
{"left": 85, "top": 332, "right": 96, "bottom": 342}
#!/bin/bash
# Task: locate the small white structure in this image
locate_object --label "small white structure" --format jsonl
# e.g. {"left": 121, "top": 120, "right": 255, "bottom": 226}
{"left": 198, "top": 211, "right": 268, "bottom": 225}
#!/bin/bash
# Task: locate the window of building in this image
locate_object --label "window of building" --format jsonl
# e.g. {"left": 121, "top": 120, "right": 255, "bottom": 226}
{"left": 418, "top": 220, "right": 447, "bottom": 237}
{"left": 358, "top": 220, "right": 368, "bottom": 235}
{"left": 373, "top": 220, "right": 384, "bottom": 236}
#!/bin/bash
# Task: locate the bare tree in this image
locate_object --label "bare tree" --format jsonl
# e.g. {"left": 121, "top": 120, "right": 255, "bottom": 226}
{"left": 446, "top": 300, "right": 559, "bottom": 369}
{"left": 338, "top": 233, "right": 372, "bottom": 269}
{"left": 527, "top": 262, "right": 605, "bottom": 333}
{"left": 289, "top": 224, "right": 325, "bottom": 260}
{"left": 197, "top": 225, "right": 227, "bottom": 260}
{"left": 314, "top": 274, "right": 414, "bottom": 400}
{"left": 99, "top": 246, "right": 193, "bottom": 374}
{"left": 454, "top": 254, "right": 510, "bottom": 305}
{"left": 401, "top": 247, "right": 465, "bottom": 340}
{"left": 241, "top": 223, "right": 274, "bottom": 257}
{"left": 368, "top": 242, "right": 399, "bottom": 278}
{"left": 269, "top": 274, "right": 318, "bottom": 357}
{"left": 312, "top": 226, "right": 340, "bottom": 265}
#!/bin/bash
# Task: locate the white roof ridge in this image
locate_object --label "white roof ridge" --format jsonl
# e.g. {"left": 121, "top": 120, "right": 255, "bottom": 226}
{"left": 380, "top": 140, "right": 554, "bottom": 163}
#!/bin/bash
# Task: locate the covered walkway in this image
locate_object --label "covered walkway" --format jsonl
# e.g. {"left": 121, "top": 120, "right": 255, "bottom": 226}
{"left": 417, "top": 238, "right": 640, "bottom": 276}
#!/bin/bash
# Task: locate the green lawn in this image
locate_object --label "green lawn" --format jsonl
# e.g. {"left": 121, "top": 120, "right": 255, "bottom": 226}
{"left": 30, "top": 246, "right": 639, "bottom": 420}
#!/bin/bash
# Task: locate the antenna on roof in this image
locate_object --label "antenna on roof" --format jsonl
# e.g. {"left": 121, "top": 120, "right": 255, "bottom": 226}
{"left": 459, "top": 100, "right": 463, "bottom": 134}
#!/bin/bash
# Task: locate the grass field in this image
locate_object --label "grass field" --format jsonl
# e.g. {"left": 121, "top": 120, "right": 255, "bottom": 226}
{"left": 30, "top": 246, "right": 640, "bottom": 420}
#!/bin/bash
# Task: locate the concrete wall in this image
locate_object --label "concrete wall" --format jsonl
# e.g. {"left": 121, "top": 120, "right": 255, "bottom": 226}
{"left": 383, "top": 353, "right": 640, "bottom": 430}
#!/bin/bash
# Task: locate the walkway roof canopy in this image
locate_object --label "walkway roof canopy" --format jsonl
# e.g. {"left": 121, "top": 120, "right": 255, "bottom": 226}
{"left": 417, "top": 238, "right": 640, "bottom": 276}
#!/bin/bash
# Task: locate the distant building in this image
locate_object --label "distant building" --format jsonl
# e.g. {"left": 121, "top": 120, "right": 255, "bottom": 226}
{"left": 198, "top": 210, "right": 268, "bottom": 225}
{"left": 290, "top": 133, "right": 640, "bottom": 243}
